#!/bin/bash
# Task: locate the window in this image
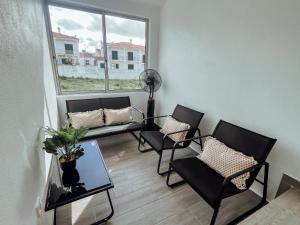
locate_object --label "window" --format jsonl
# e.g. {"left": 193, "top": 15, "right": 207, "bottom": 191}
{"left": 47, "top": 4, "right": 148, "bottom": 93}
{"left": 128, "top": 64, "right": 134, "bottom": 70}
{"left": 106, "top": 15, "right": 146, "bottom": 90}
{"left": 128, "top": 52, "right": 133, "bottom": 61}
{"left": 64, "top": 44, "right": 73, "bottom": 54}
{"left": 112, "top": 51, "right": 118, "bottom": 60}
{"left": 111, "top": 63, "right": 119, "bottom": 70}
{"left": 62, "top": 58, "right": 72, "bottom": 65}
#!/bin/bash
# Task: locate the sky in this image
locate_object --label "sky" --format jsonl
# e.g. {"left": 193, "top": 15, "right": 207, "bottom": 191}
{"left": 49, "top": 5, "right": 146, "bottom": 53}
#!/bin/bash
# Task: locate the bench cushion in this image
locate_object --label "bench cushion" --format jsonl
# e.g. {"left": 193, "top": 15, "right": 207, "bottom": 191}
{"left": 83, "top": 121, "right": 141, "bottom": 139}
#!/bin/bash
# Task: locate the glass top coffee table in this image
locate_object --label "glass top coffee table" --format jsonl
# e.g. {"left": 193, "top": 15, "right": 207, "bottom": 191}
{"left": 45, "top": 140, "right": 114, "bottom": 225}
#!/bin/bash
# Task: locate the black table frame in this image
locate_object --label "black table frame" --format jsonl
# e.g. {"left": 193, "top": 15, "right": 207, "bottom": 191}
{"left": 45, "top": 140, "right": 114, "bottom": 225}
{"left": 52, "top": 189, "right": 114, "bottom": 225}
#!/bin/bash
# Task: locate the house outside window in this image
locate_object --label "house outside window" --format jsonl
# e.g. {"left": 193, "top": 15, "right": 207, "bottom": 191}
{"left": 47, "top": 4, "right": 148, "bottom": 93}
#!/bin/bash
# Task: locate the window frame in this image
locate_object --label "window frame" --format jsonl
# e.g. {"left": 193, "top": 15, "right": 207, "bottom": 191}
{"left": 128, "top": 64, "right": 134, "bottom": 70}
{"left": 64, "top": 43, "right": 74, "bottom": 54}
{"left": 44, "top": 0, "right": 149, "bottom": 95}
{"left": 111, "top": 50, "right": 119, "bottom": 60}
{"left": 128, "top": 51, "right": 134, "bottom": 61}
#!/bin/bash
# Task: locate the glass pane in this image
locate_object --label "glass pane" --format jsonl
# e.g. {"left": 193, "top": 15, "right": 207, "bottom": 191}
{"left": 105, "top": 15, "right": 146, "bottom": 90}
{"left": 48, "top": 6, "right": 105, "bottom": 92}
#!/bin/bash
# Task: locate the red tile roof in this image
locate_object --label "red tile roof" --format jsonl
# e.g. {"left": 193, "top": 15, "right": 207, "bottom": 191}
{"left": 94, "top": 56, "right": 104, "bottom": 61}
{"left": 80, "top": 51, "right": 94, "bottom": 58}
{"left": 107, "top": 42, "right": 145, "bottom": 51}
{"left": 52, "top": 32, "right": 79, "bottom": 40}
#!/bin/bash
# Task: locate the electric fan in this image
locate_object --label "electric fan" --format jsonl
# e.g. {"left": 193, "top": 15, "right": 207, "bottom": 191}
{"left": 139, "top": 69, "right": 162, "bottom": 130}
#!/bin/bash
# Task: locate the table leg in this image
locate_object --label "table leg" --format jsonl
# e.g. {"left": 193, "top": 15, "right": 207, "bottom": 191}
{"left": 91, "top": 189, "right": 114, "bottom": 225}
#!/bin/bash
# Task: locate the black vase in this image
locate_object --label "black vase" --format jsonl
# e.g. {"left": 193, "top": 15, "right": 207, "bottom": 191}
{"left": 59, "top": 157, "right": 77, "bottom": 173}
{"left": 62, "top": 169, "right": 80, "bottom": 187}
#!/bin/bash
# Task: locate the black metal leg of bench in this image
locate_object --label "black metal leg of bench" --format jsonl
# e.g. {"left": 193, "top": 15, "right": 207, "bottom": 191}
{"left": 131, "top": 132, "right": 140, "bottom": 142}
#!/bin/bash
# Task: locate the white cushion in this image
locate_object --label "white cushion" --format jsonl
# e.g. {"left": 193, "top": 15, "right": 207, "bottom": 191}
{"left": 160, "top": 117, "right": 191, "bottom": 142}
{"left": 68, "top": 109, "right": 104, "bottom": 129}
{"left": 198, "top": 137, "right": 258, "bottom": 190}
{"left": 104, "top": 107, "right": 133, "bottom": 125}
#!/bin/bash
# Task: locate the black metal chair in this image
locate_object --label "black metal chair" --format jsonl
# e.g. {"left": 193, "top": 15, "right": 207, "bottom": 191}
{"left": 138, "top": 104, "right": 204, "bottom": 175}
{"left": 166, "top": 120, "right": 277, "bottom": 225}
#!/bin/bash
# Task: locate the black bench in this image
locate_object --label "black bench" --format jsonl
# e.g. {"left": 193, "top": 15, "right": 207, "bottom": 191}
{"left": 66, "top": 96, "right": 144, "bottom": 140}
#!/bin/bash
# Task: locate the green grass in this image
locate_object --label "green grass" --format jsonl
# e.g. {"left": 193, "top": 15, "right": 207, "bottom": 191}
{"left": 59, "top": 77, "right": 141, "bottom": 92}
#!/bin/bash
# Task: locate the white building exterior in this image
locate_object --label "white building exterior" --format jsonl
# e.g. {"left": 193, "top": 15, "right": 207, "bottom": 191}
{"left": 52, "top": 32, "right": 79, "bottom": 65}
{"left": 107, "top": 41, "right": 145, "bottom": 74}
{"left": 52, "top": 32, "right": 145, "bottom": 80}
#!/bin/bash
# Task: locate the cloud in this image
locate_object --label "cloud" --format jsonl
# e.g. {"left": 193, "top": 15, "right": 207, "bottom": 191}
{"left": 87, "top": 15, "right": 145, "bottom": 39}
{"left": 57, "top": 18, "right": 83, "bottom": 30}
{"left": 86, "top": 15, "right": 102, "bottom": 32}
{"left": 86, "top": 37, "right": 100, "bottom": 47}
{"left": 106, "top": 17, "right": 145, "bottom": 39}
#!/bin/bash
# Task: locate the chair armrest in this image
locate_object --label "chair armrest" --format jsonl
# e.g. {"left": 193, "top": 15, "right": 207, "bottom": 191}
{"left": 209, "top": 162, "right": 269, "bottom": 205}
{"left": 223, "top": 162, "right": 267, "bottom": 186}
{"left": 172, "top": 134, "right": 212, "bottom": 147}
{"left": 132, "top": 106, "right": 145, "bottom": 120}
{"left": 142, "top": 114, "right": 171, "bottom": 124}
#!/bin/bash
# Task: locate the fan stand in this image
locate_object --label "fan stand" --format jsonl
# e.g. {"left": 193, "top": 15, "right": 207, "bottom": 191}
{"left": 146, "top": 86, "right": 155, "bottom": 130}
{"left": 146, "top": 98, "right": 155, "bottom": 130}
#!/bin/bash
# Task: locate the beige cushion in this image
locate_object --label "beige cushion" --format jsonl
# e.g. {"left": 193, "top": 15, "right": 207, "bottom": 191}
{"left": 104, "top": 107, "right": 133, "bottom": 125}
{"left": 198, "top": 137, "right": 257, "bottom": 190}
{"left": 160, "top": 117, "right": 191, "bottom": 142}
{"left": 68, "top": 109, "right": 104, "bottom": 129}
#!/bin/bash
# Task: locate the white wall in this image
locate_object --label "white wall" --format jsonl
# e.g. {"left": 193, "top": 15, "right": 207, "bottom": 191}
{"left": 52, "top": 0, "right": 160, "bottom": 122}
{"left": 157, "top": 0, "right": 300, "bottom": 199}
{"left": 0, "top": 0, "right": 52, "bottom": 224}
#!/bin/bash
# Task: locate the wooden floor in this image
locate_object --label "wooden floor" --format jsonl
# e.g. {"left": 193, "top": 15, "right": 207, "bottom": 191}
{"left": 56, "top": 133, "right": 260, "bottom": 225}
{"left": 240, "top": 188, "right": 300, "bottom": 225}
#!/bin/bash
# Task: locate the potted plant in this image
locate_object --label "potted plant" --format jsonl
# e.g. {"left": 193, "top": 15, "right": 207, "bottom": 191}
{"left": 42, "top": 123, "right": 88, "bottom": 172}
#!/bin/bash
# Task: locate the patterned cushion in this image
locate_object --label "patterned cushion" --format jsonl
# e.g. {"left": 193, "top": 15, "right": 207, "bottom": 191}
{"left": 68, "top": 109, "right": 104, "bottom": 129}
{"left": 160, "top": 117, "right": 191, "bottom": 142}
{"left": 104, "top": 107, "right": 133, "bottom": 125}
{"left": 198, "top": 137, "right": 257, "bottom": 190}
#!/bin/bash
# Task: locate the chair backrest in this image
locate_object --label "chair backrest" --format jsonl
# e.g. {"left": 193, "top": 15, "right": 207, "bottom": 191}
{"left": 172, "top": 104, "right": 204, "bottom": 143}
{"left": 212, "top": 120, "right": 277, "bottom": 187}
{"left": 66, "top": 96, "right": 131, "bottom": 113}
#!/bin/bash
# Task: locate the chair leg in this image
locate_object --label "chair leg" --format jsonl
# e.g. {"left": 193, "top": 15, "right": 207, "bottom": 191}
{"left": 197, "top": 128, "right": 203, "bottom": 149}
{"left": 157, "top": 151, "right": 171, "bottom": 175}
{"left": 138, "top": 134, "right": 153, "bottom": 153}
{"left": 210, "top": 207, "right": 219, "bottom": 225}
{"left": 166, "top": 164, "right": 185, "bottom": 187}
{"left": 227, "top": 163, "right": 269, "bottom": 225}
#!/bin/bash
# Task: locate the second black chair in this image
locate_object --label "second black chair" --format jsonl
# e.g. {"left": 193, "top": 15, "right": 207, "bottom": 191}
{"left": 138, "top": 104, "right": 204, "bottom": 175}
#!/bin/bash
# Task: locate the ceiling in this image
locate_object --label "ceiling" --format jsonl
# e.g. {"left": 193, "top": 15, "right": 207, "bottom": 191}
{"left": 127, "top": 0, "right": 167, "bottom": 7}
